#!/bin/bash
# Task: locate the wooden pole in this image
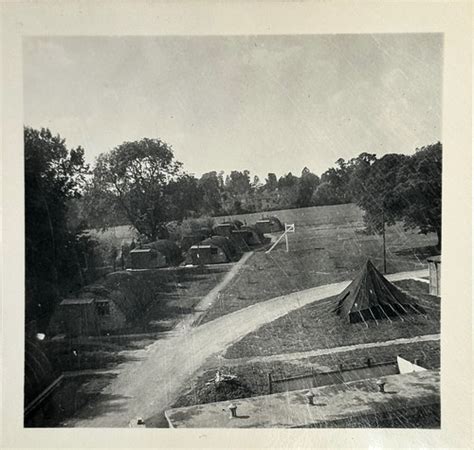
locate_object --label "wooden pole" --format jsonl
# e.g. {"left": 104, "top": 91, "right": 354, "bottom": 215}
{"left": 382, "top": 211, "right": 387, "bottom": 274}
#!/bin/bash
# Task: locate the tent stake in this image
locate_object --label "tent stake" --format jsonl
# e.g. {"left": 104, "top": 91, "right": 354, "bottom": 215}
{"left": 386, "top": 303, "right": 404, "bottom": 321}
{"left": 368, "top": 307, "right": 379, "bottom": 326}
{"left": 407, "top": 303, "right": 427, "bottom": 319}
{"left": 358, "top": 311, "right": 369, "bottom": 328}
{"left": 379, "top": 305, "right": 393, "bottom": 323}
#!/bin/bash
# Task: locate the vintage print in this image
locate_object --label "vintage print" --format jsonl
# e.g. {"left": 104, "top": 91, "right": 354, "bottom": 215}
{"left": 24, "top": 34, "right": 442, "bottom": 428}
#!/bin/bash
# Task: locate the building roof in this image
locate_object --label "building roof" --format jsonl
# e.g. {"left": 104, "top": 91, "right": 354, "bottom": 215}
{"left": 60, "top": 298, "right": 95, "bottom": 305}
{"left": 165, "top": 370, "right": 439, "bottom": 428}
{"left": 334, "top": 260, "right": 424, "bottom": 321}
{"left": 130, "top": 248, "right": 155, "bottom": 254}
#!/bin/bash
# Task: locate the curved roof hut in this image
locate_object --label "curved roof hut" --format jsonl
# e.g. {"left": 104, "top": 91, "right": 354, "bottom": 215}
{"left": 334, "top": 260, "right": 425, "bottom": 324}
{"left": 269, "top": 216, "right": 283, "bottom": 230}
{"left": 201, "top": 235, "right": 237, "bottom": 260}
{"left": 213, "top": 221, "right": 240, "bottom": 237}
{"left": 187, "top": 235, "right": 238, "bottom": 265}
{"left": 143, "top": 239, "right": 182, "bottom": 265}
{"left": 255, "top": 216, "right": 284, "bottom": 233}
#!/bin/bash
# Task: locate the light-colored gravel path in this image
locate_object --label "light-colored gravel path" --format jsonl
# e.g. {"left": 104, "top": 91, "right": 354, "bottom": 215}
{"left": 65, "top": 268, "right": 428, "bottom": 428}
{"left": 221, "top": 333, "right": 440, "bottom": 367}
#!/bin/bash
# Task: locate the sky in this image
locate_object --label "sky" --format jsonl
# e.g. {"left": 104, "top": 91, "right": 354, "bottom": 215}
{"left": 23, "top": 34, "right": 442, "bottom": 180}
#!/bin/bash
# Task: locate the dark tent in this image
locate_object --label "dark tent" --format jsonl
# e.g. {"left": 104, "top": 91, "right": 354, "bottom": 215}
{"left": 334, "top": 260, "right": 425, "bottom": 324}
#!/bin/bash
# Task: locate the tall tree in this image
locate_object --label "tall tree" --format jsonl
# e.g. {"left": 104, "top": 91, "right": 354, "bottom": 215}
{"left": 91, "top": 138, "right": 183, "bottom": 241}
{"left": 199, "top": 171, "right": 223, "bottom": 215}
{"left": 393, "top": 142, "right": 442, "bottom": 248}
{"left": 265, "top": 173, "right": 278, "bottom": 191}
{"left": 297, "top": 167, "right": 320, "bottom": 207}
{"left": 25, "top": 126, "right": 88, "bottom": 327}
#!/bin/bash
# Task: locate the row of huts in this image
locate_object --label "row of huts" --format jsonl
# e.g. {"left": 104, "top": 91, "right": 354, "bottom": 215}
{"left": 47, "top": 216, "right": 284, "bottom": 337}
{"left": 129, "top": 216, "right": 283, "bottom": 269}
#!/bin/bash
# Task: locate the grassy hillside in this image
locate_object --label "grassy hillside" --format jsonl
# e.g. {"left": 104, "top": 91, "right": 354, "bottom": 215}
{"left": 200, "top": 204, "right": 438, "bottom": 324}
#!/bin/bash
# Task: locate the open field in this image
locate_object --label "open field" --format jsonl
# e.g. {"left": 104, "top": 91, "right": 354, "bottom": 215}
{"left": 224, "top": 280, "right": 439, "bottom": 359}
{"left": 201, "top": 204, "right": 438, "bottom": 324}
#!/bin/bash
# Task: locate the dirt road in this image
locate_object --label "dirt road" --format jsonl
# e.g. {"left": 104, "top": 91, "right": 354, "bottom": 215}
{"left": 66, "top": 268, "right": 428, "bottom": 428}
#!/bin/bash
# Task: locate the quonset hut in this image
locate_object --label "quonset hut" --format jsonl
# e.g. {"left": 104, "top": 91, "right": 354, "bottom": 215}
{"left": 187, "top": 236, "right": 237, "bottom": 265}
{"left": 130, "top": 239, "right": 182, "bottom": 269}
{"left": 255, "top": 216, "right": 284, "bottom": 234}
{"left": 334, "top": 260, "right": 425, "bottom": 324}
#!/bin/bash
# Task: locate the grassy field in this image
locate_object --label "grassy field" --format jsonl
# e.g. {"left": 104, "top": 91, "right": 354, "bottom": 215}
{"left": 224, "top": 280, "right": 439, "bottom": 359}
{"left": 172, "top": 278, "right": 440, "bottom": 409}
{"left": 200, "top": 203, "right": 438, "bottom": 324}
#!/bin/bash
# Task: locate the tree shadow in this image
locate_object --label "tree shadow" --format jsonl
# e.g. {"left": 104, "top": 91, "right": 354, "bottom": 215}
{"left": 393, "top": 245, "right": 439, "bottom": 259}
{"left": 25, "top": 372, "right": 133, "bottom": 427}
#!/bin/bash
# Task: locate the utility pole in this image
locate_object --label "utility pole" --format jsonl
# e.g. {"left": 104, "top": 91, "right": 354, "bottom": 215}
{"left": 382, "top": 210, "right": 387, "bottom": 274}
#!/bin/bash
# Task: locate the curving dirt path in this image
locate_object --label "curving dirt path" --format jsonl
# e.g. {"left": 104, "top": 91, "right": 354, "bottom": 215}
{"left": 65, "top": 268, "right": 428, "bottom": 428}
{"left": 220, "top": 333, "right": 440, "bottom": 367}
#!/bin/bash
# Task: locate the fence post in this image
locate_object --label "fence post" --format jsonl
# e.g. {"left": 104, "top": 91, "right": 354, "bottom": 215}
{"left": 268, "top": 373, "right": 272, "bottom": 395}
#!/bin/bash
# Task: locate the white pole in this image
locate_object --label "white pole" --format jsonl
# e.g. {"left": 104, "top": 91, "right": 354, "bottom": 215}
{"left": 285, "top": 233, "right": 289, "bottom": 252}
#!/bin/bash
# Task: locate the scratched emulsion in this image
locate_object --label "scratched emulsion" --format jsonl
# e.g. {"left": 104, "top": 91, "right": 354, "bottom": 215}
{"left": 24, "top": 34, "right": 441, "bottom": 428}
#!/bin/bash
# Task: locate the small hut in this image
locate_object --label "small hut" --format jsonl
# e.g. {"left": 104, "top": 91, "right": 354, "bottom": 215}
{"left": 143, "top": 239, "right": 182, "bottom": 265}
{"left": 50, "top": 298, "right": 100, "bottom": 336}
{"left": 230, "top": 225, "right": 265, "bottom": 250}
{"left": 334, "top": 260, "right": 425, "bottom": 324}
{"left": 426, "top": 255, "right": 441, "bottom": 296}
{"left": 213, "top": 221, "right": 240, "bottom": 237}
{"left": 130, "top": 239, "right": 182, "bottom": 269}
{"left": 187, "top": 236, "right": 237, "bottom": 265}
{"left": 130, "top": 248, "right": 165, "bottom": 269}
{"left": 255, "top": 216, "right": 284, "bottom": 234}
{"left": 48, "top": 273, "right": 156, "bottom": 336}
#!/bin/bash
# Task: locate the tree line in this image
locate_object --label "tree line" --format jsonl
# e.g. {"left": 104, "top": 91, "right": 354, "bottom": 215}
{"left": 25, "top": 125, "right": 441, "bottom": 328}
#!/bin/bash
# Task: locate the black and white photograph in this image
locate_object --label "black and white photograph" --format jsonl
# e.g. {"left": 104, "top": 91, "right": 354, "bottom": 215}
{"left": 21, "top": 32, "right": 445, "bottom": 430}
{"left": 1, "top": 1, "right": 472, "bottom": 447}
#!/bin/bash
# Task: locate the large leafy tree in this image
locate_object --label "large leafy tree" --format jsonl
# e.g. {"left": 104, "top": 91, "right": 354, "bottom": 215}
{"left": 297, "top": 167, "right": 320, "bottom": 207}
{"left": 352, "top": 144, "right": 442, "bottom": 248}
{"left": 354, "top": 153, "right": 409, "bottom": 233}
{"left": 198, "top": 171, "right": 224, "bottom": 215}
{"left": 393, "top": 142, "right": 442, "bottom": 247}
{"left": 25, "top": 126, "right": 89, "bottom": 327}
{"left": 91, "top": 138, "right": 183, "bottom": 241}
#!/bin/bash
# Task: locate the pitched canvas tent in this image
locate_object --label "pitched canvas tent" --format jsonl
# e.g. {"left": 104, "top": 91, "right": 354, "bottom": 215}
{"left": 334, "top": 260, "right": 425, "bottom": 324}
